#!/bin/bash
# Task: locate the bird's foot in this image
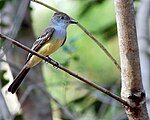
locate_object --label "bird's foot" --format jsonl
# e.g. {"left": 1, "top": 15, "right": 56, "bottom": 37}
{"left": 46, "top": 56, "right": 59, "bottom": 68}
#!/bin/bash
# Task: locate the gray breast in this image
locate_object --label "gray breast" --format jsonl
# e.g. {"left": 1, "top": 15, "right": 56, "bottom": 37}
{"left": 52, "top": 27, "right": 66, "bottom": 41}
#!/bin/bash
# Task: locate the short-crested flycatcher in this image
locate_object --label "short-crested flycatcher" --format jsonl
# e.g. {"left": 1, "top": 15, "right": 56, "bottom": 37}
{"left": 8, "top": 12, "right": 77, "bottom": 94}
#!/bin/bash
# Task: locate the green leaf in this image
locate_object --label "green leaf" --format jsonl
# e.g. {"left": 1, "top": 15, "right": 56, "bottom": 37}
{"left": 73, "top": 56, "right": 79, "bottom": 61}
{"left": 61, "top": 59, "right": 70, "bottom": 67}
{"left": 0, "top": 22, "right": 9, "bottom": 28}
{"left": 0, "top": 70, "right": 9, "bottom": 87}
{"left": 14, "top": 113, "right": 23, "bottom": 120}
{"left": 0, "top": 0, "right": 5, "bottom": 10}
{"left": 0, "top": 39, "right": 5, "bottom": 48}
{"left": 93, "top": 22, "right": 117, "bottom": 41}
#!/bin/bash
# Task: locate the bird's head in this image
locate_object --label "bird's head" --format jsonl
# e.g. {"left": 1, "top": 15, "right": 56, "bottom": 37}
{"left": 51, "top": 12, "right": 77, "bottom": 28}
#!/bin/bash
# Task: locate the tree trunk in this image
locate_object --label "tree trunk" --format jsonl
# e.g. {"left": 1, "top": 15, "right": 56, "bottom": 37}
{"left": 114, "top": 0, "right": 149, "bottom": 119}
{"left": 1, "top": 0, "right": 53, "bottom": 119}
{"left": 136, "top": 0, "right": 150, "bottom": 117}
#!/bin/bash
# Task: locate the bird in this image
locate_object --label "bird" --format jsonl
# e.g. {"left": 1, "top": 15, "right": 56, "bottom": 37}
{"left": 8, "top": 12, "right": 77, "bottom": 94}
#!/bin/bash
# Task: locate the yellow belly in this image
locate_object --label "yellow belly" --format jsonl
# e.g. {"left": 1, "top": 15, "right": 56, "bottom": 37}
{"left": 27, "top": 40, "right": 63, "bottom": 67}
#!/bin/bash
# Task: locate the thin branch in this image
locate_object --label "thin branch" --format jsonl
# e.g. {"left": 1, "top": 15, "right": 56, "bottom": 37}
{"left": 31, "top": 0, "right": 121, "bottom": 71}
{"left": 0, "top": 33, "right": 131, "bottom": 108}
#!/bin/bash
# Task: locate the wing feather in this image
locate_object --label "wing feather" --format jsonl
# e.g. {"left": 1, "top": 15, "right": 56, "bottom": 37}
{"left": 25, "top": 27, "right": 55, "bottom": 63}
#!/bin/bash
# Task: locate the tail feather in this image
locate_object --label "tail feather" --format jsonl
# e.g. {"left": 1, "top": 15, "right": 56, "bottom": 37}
{"left": 8, "top": 66, "right": 30, "bottom": 94}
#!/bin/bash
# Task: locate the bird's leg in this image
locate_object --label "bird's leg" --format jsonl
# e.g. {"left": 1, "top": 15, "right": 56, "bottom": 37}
{"left": 46, "top": 56, "right": 59, "bottom": 68}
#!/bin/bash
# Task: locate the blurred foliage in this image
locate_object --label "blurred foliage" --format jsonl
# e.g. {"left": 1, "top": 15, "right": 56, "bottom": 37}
{"left": 0, "top": 0, "right": 5, "bottom": 10}
{"left": 0, "top": 70, "right": 9, "bottom": 88}
{"left": 0, "top": 0, "right": 11, "bottom": 55}
{"left": 0, "top": 0, "right": 12, "bottom": 10}
{"left": 14, "top": 113, "right": 23, "bottom": 120}
{"left": 60, "top": 81, "right": 121, "bottom": 119}
{"left": 79, "top": 0, "right": 106, "bottom": 18}
{"left": 0, "top": 39, "right": 5, "bottom": 49}
{"left": 94, "top": 22, "right": 117, "bottom": 41}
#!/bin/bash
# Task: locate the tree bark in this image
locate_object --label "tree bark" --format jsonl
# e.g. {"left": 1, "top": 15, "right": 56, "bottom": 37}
{"left": 1, "top": 0, "right": 53, "bottom": 119}
{"left": 136, "top": 0, "right": 150, "bottom": 117}
{"left": 114, "top": 0, "right": 149, "bottom": 119}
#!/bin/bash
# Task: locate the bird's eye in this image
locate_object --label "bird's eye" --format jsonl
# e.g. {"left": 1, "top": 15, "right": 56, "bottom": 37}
{"left": 60, "top": 16, "right": 64, "bottom": 19}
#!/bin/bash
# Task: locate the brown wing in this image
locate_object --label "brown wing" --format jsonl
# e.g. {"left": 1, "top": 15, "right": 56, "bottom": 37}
{"left": 25, "top": 27, "right": 55, "bottom": 63}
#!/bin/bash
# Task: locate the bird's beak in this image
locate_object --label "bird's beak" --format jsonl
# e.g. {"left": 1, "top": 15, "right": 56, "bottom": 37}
{"left": 69, "top": 19, "right": 78, "bottom": 24}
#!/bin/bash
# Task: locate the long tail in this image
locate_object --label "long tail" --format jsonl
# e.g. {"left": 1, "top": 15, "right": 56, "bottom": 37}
{"left": 8, "top": 66, "right": 30, "bottom": 94}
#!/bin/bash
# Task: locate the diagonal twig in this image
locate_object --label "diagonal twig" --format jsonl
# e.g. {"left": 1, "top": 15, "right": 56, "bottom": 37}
{"left": 31, "top": 0, "right": 121, "bottom": 71}
{"left": 0, "top": 33, "right": 131, "bottom": 108}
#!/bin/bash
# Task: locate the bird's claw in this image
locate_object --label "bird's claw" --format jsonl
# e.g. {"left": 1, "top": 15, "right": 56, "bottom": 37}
{"left": 46, "top": 56, "right": 59, "bottom": 68}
